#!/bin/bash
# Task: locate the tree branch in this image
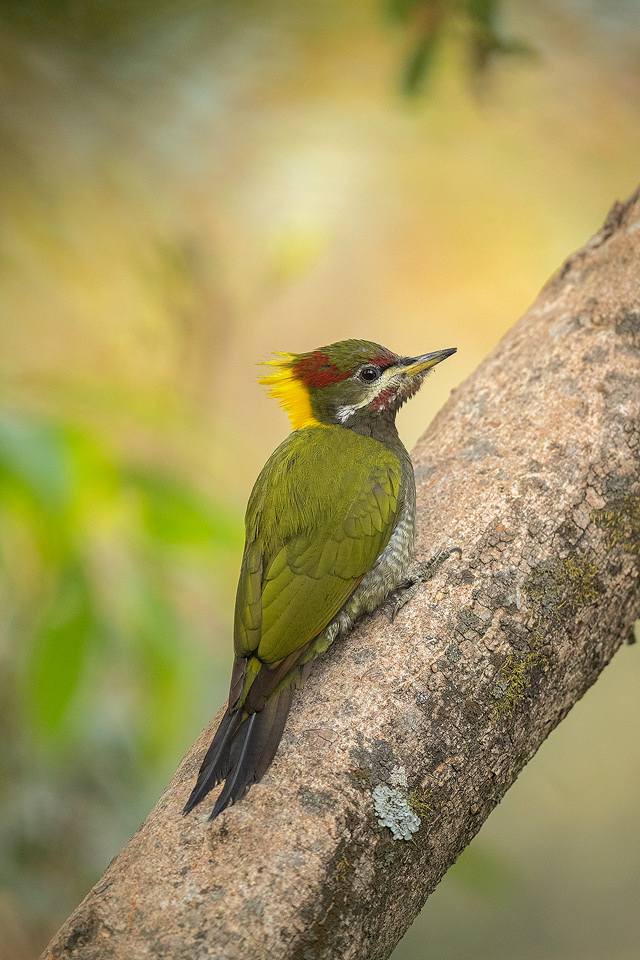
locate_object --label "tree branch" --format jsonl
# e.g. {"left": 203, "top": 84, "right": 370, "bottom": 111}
{"left": 42, "top": 187, "right": 640, "bottom": 960}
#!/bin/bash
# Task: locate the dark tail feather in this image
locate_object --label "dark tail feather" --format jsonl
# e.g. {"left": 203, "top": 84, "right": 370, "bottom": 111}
{"left": 209, "top": 686, "right": 294, "bottom": 819}
{"left": 182, "top": 709, "right": 243, "bottom": 815}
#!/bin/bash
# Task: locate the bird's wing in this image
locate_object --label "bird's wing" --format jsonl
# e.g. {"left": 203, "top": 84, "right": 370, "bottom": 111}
{"left": 234, "top": 426, "right": 402, "bottom": 667}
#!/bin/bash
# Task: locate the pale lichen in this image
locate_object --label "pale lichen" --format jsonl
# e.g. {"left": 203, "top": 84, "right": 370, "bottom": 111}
{"left": 372, "top": 765, "right": 420, "bottom": 840}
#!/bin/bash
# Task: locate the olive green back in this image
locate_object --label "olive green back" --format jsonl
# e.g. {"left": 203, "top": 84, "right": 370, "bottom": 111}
{"left": 234, "top": 425, "right": 401, "bottom": 664}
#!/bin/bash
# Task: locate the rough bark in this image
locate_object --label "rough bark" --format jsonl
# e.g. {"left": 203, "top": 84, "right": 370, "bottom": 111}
{"left": 43, "top": 188, "right": 640, "bottom": 960}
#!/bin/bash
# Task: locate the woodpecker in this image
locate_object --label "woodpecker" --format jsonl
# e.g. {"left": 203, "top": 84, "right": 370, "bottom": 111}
{"left": 183, "top": 339, "right": 456, "bottom": 819}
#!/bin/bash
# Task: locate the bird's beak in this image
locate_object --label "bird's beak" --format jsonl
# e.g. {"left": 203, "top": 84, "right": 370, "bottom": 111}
{"left": 396, "top": 347, "right": 457, "bottom": 377}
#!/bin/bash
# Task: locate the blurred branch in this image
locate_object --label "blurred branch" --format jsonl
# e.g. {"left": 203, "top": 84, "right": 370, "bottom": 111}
{"left": 41, "top": 187, "right": 640, "bottom": 960}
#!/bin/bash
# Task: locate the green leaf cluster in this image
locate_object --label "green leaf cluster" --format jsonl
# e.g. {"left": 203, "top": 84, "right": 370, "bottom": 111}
{"left": 0, "top": 408, "right": 241, "bottom": 925}
{"left": 386, "top": 0, "right": 533, "bottom": 95}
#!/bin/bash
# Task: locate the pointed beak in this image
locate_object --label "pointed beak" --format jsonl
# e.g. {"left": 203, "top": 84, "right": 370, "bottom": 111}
{"left": 396, "top": 347, "right": 457, "bottom": 377}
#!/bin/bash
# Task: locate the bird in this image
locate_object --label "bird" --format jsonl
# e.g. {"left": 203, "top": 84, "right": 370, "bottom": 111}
{"left": 183, "top": 339, "right": 456, "bottom": 819}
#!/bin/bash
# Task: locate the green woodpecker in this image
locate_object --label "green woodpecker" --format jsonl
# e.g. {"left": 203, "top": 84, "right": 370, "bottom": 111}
{"left": 183, "top": 339, "right": 455, "bottom": 819}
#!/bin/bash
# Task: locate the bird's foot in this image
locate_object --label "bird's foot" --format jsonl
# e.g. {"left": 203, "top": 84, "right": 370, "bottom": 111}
{"left": 383, "top": 547, "right": 461, "bottom": 622}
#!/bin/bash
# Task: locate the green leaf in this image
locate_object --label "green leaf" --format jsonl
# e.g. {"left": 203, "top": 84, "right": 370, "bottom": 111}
{"left": 0, "top": 413, "right": 72, "bottom": 515}
{"left": 402, "top": 30, "right": 441, "bottom": 96}
{"left": 27, "top": 563, "right": 97, "bottom": 737}
{"left": 386, "top": 0, "right": 429, "bottom": 26}
{"left": 126, "top": 579, "right": 190, "bottom": 760}
{"left": 127, "top": 469, "right": 241, "bottom": 551}
{"left": 466, "top": 0, "right": 497, "bottom": 30}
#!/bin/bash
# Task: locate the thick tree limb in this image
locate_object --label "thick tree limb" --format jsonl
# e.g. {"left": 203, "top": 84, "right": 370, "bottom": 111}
{"left": 43, "top": 188, "right": 640, "bottom": 960}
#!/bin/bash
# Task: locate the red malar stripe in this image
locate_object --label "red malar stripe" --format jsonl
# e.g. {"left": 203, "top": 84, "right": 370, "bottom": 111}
{"left": 371, "top": 387, "right": 396, "bottom": 410}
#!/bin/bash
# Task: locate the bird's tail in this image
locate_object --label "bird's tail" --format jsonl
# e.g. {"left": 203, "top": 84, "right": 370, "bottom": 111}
{"left": 182, "top": 685, "right": 294, "bottom": 820}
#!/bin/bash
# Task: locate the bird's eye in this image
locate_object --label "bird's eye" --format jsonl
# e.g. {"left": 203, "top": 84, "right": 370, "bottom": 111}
{"left": 359, "top": 365, "right": 381, "bottom": 383}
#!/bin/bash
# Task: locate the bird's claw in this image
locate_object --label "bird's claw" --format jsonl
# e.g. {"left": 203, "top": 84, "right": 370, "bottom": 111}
{"left": 383, "top": 547, "right": 461, "bottom": 622}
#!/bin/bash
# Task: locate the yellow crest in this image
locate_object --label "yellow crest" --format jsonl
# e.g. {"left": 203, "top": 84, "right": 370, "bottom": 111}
{"left": 257, "top": 353, "right": 321, "bottom": 431}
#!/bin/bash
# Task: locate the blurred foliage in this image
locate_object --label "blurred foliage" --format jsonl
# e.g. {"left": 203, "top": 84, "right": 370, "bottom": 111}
{"left": 2, "top": 0, "right": 532, "bottom": 94}
{"left": 386, "top": 0, "right": 533, "bottom": 94}
{"left": 0, "top": 408, "right": 241, "bottom": 943}
{"left": 1, "top": 0, "right": 186, "bottom": 44}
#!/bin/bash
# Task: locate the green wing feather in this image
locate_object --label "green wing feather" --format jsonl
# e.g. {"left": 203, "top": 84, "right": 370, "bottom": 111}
{"left": 234, "top": 426, "right": 401, "bottom": 695}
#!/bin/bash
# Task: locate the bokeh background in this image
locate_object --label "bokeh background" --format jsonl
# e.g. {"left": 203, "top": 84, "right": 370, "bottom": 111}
{"left": 1, "top": 1, "right": 639, "bottom": 958}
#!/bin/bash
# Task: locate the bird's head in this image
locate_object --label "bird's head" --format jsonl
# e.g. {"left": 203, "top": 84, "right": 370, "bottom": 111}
{"left": 259, "top": 339, "right": 456, "bottom": 430}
